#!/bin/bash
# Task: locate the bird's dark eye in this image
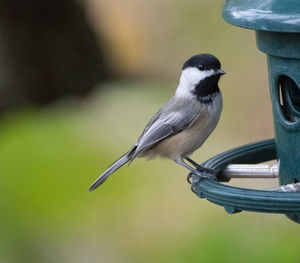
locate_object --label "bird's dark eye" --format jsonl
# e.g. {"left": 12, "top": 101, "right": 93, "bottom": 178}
{"left": 198, "top": 65, "right": 204, "bottom": 71}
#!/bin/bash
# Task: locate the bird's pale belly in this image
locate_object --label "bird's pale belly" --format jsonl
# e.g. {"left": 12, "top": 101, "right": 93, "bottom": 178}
{"left": 149, "top": 115, "right": 217, "bottom": 159}
{"left": 143, "top": 95, "right": 222, "bottom": 160}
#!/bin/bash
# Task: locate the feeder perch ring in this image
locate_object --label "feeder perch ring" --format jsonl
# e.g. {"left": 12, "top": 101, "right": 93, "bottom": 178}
{"left": 190, "top": 139, "right": 300, "bottom": 223}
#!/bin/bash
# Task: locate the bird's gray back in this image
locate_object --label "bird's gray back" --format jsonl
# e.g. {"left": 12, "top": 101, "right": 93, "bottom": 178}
{"left": 129, "top": 97, "right": 201, "bottom": 160}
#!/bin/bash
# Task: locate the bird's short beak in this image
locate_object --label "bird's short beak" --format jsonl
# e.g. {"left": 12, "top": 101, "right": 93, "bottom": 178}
{"left": 216, "top": 69, "right": 226, "bottom": 75}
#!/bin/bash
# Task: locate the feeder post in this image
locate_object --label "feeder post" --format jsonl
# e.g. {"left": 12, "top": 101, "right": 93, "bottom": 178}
{"left": 190, "top": 1, "right": 300, "bottom": 225}
{"left": 223, "top": 0, "right": 300, "bottom": 187}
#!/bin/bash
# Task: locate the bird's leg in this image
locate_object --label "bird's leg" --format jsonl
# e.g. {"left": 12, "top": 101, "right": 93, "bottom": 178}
{"left": 184, "top": 156, "right": 199, "bottom": 167}
{"left": 185, "top": 156, "right": 213, "bottom": 174}
{"left": 174, "top": 157, "right": 216, "bottom": 184}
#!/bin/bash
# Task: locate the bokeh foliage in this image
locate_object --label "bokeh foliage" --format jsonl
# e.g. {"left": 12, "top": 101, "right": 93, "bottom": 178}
{"left": 0, "top": 84, "right": 299, "bottom": 263}
{"left": 0, "top": 0, "right": 299, "bottom": 262}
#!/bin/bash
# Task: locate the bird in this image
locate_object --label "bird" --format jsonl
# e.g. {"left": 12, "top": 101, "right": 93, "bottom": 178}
{"left": 89, "top": 53, "right": 225, "bottom": 191}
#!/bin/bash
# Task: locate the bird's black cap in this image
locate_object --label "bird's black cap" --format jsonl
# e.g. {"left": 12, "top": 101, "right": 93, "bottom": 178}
{"left": 182, "top": 54, "right": 221, "bottom": 71}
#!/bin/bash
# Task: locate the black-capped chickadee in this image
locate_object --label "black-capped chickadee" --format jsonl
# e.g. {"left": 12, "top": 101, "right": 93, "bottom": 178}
{"left": 89, "top": 54, "right": 225, "bottom": 191}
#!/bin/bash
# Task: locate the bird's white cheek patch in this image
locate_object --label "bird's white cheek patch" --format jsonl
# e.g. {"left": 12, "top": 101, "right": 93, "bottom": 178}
{"left": 184, "top": 68, "right": 215, "bottom": 85}
{"left": 175, "top": 68, "right": 215, "bottom": 99}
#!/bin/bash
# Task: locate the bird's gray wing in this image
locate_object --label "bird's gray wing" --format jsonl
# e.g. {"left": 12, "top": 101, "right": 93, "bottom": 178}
{"left": 130, "top": 100, "right": 200, "bottom": 160}
{"left": 137, "top": 109, "right": 162, "bottom": 141}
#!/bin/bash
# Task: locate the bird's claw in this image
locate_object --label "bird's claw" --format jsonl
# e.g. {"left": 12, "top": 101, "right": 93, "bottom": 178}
{"left": 188, "top": 170, "right": 216, "bottom": 194}
{"left": 196, "top": 165, "right": 214, "bottom": 174}
{"left": 187, "top": 168, "right": 217, "bottom": 194}
{"left": 187, "top": 173, "right": 193, "bottom": 184}
{"left": 187, "top": 171, "right": 217, "bottom": 184}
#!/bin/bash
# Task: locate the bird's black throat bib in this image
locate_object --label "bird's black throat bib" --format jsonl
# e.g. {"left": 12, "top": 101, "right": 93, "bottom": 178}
{"left": 194, "top": 75, "right": 221, "bottom": 104}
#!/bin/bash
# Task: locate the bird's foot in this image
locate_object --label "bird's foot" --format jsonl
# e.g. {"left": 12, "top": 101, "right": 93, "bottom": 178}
{"left": 187, "top": 169, "right": 217, "bottom": 194}
{"left": 196, "top": 165, "right": 214, "bottom": 174}
{"left": 185, "top": 157, "right": 214, "bottom": 174}
{"left": 187, "top": 167, "right": 217, "bottom": 185}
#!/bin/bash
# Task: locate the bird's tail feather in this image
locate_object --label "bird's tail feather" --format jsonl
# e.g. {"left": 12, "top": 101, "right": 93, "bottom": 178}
{"left": 88, "top": 152, "right": 131, "bottom": 191}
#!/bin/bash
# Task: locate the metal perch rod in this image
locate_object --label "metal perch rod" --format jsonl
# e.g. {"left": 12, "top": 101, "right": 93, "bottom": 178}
{"left": 223, "top": 164, "right": 279, "bottom": 178}
{"left": 221, "top": 163, "right": 300, "bottom": 192}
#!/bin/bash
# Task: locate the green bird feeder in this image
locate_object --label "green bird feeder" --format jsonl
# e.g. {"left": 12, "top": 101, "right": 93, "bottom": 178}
{"left": 190, "top": 0, "right": 300, "bottom": 223}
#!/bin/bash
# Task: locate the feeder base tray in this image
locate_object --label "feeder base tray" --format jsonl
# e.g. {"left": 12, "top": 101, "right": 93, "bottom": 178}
{"left": 190, "top": 139, "right": 300, "bottom": 224}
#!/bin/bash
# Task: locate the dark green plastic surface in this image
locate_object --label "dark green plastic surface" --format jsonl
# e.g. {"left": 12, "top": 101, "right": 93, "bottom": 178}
{"left": 194, "top": 0, "right": 300, "bottom": 223}
{"left": 191, "top": 140, "right": 300, "bottom": 223}
{"left": 223, "top": 0, "right": 300, "bottom": 32}
{"left": 222, "top": 0, "right": 300, "bottom": 187}
{"left": 256, "top": 31, "right": 300, "bottom": 59}
{"left": 255, "top": 30, "right": 300, "bottom": 187}
{"left": 265, "top": 54, "right": 300, "bottom": 186}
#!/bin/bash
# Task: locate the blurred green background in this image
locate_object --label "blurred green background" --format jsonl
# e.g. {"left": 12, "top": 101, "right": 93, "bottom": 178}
{"left": 0, "top": 0, "right": 299, "bottom": 262}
